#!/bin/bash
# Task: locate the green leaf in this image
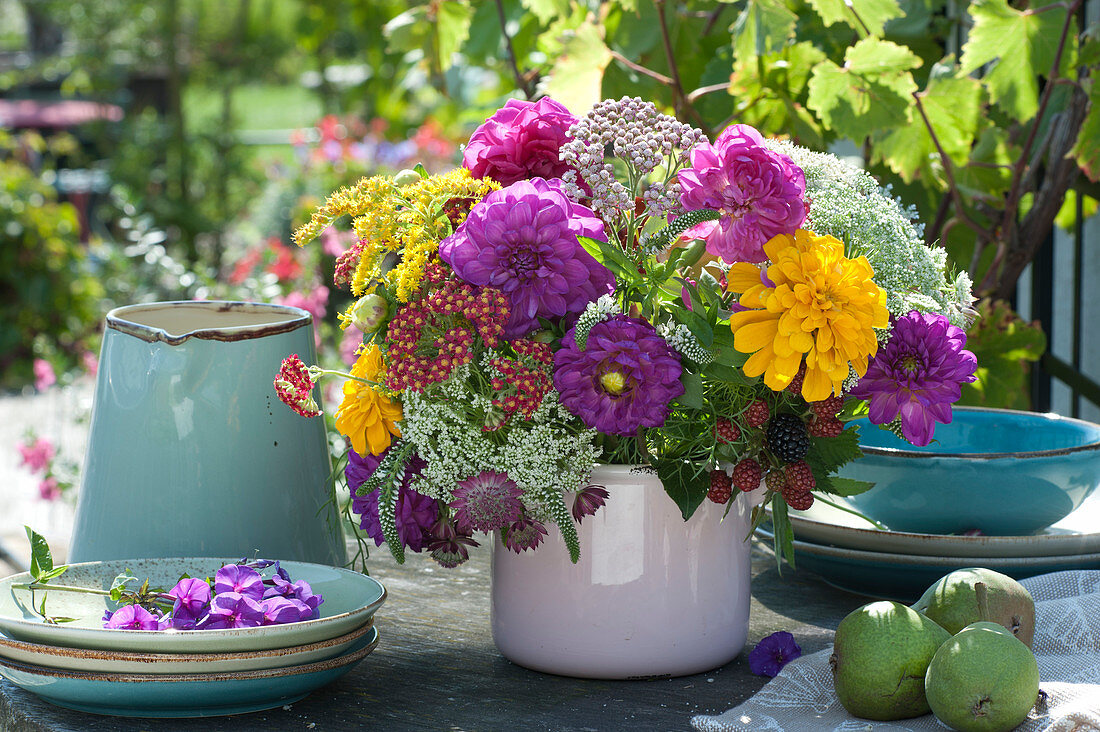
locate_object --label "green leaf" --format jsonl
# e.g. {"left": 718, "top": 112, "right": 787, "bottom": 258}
{"left": 542, "top": 20, "right": 612, "bottom": 115}
{"left": 1071, "top": 67, "right": 1100, "bottom": 183}
{"left": 806, "top": 0, "right": 903, "bottom": 36}
{"left": 656, "top": 459, "right": 709, "bottom": 521}
{"left": 807, "top": 426, "right": 864, "bottom": 475}
{"left": 823, "top": 477, "right": 876, "bottom": 497}
{"left": 874, "top": 65, "right": 982, "bottom": 184}
{"left": 807, "top": 38, "right": 921, "bottom": 141}
{"left": 37, "top": 567, "right": 68, "bottom": 582}
{"left": 578, "top": 236, "right": 637, "bottom": 281}
{"left": 960, "top": 0, "right": 1070, "bottom": 122}
{"left": 1055, "top": 191, "right": 1099, "bottom": 231}
{"left": 24, "top": 526, "right": 53, "bottom": 582}
{"left": 435, "top": 0, "right": 474, "bottom": 68}
{"left": 521, "top": 0, "right": 572, "bottom": 25}
{"left": 770, "top": 494, "right": 796, "bottom": 568}
{"left": 732, "top": 0, "right": 797, "bottom": 60}
{"left": 676, "top": 370, "right": 705, "bottom": 409}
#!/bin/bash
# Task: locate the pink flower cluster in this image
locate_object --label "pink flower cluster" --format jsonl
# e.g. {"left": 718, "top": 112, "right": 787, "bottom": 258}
{"left": 487, "top": 340, "right": 554, "bottom": 425}
{"left": 273, "top": 354, "right": 321, "bottom": 418}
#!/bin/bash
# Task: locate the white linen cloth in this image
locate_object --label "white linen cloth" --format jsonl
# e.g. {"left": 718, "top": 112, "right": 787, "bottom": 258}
{"left": 692, "top": 570, "right": 1100, "bottom": 731}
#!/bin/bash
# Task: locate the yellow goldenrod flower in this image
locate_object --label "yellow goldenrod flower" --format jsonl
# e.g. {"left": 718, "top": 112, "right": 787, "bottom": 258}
{"left": 727, "top": 229, "right": 888, "bottom": 401}
{"left": 334, "top": 346, "right": 403, "bottom": 456}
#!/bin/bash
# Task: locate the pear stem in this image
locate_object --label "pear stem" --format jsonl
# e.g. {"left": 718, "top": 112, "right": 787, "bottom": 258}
{"left": 975, "top": 581, "right": 990, "bottom": 622}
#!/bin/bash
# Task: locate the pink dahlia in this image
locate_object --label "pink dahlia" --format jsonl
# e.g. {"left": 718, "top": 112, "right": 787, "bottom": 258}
{"left": 678, "top": 124, "right": 807, "bottom": 264}
{"left": 439, "top": 177, "right": 614, "bottom": 339}
{"left": 347, "top": 448, "right": 439, "bottom": 553}
{"left": 553, "top": 315, "right": 685, "bottom": 435}
{"left": 849, "top": 311, "right": 977, "bottom": 446}
{"left": 450, "top": 470, "right": 525, "bottom": 533}
{"left": 463, "top": 97, "right": 579, "bottom": 186}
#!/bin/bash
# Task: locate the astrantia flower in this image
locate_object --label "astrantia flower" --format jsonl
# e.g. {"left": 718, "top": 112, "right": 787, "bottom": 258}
{"left": 214, "top": 564, "right": 265, "bottom": 602}
{"left": 103, "top": 604, "right": 163, "bottom": 631}
{"left": 439, "top": 177, "right": 614, "bottom": 339}
{"left": 554, "top": 315, "right": 684, "bottom": 435}
{"left": 727, "top": 230, "right": 889, "bottom": 401}
{"left": 427, "top": 517, "right": 480, "bottom": 568}
{"left": 334, "top": 345, "right": 403, "bottom": 456}
{"left": 679, "top": 124, "right": 807, "bottom": 264}
{"left": 849, "top": 310, "right": 977, "bottom": 446}
{"left": 571, "top": 484, "right": 609, "bottom": 522}
{"left": 347, "top": 447, "right": 438, "bottom": 553}
{"left": 502, "top": 516, "right": 548, "bottom": 553}
{"left": 748, "top": 631, "right": 802, "bottom": 677}
{"left": 274, "top": 354, "right": 322, "bottom": 418}
{"left": 450, "top": 470, "right": 525, "bottom": 533}
{"left": 463, "top": 97, "right": 579, "bottom": 186}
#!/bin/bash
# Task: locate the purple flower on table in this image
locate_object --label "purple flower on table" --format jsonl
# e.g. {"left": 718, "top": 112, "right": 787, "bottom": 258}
{"left": 103, "top": 604, "right": 163, "bottom": 631}
{"left": 260, "top": 596, "right": 305, "bottom": 625}
{"left": 167, "top": 577, "right": 212, "bottom": 629}
{"left": 501, "top": 515, "right": 548, "bottom": 553}
{"left": 262, "top": 575, "right": 323, "bottom": 620}
{"left": 553, "top": 315, "right": 685, "bottom": 435}
{"left": 678, "top": 124, "right": 807, "bottom": 264}
{"left": 571, "top": 484, "right": 609, "bottom": 523}
{"left": 748, "top": 631, "right": 802, "bottom": 677}
{"left": 438, "top": 177, "right": 614, "bottom": 339}
{"left": 463, "top": 97, "right": 580, "bottom": 186}
{"left": 450, "top": 470, "right": 525, "bottom": 533}
{"left": 214, "top": 564, "right": 265, "bottom": 602}
{"left": 198, "top": 592, "right": 264, "bottom": 629}
{"left": 848, "top": 310, "right": 977, "bottom": 447}
{"left": 346, "top": 447, "right": 438, "bottom": 553}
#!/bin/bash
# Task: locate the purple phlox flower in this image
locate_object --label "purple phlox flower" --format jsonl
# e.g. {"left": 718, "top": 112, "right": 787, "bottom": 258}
{"left": 198, "top": 592, "right": 264, "bottom": 630}
{"left": 501, "top": 515, "right": 548, "bottom": 553}
{"left": 749, "top": 631, "right": 802, "bottom": 677}
{"left": 554, "top": 315, "right": 685, "bottom": 435}
{"left": 678, "top": 124, "right": 807, "bottom": 264}
{"left": 167, "top": 577, "right": 212, "bottom": 620}
{"left": 428, "top": 517, "right": 480, "bottom": 569}
{"left": 260, "top": 596, "right": 305, "bottom": 625}
{"left": 572, "top": 484, "right": 610, "bottom": 523}
{"left": 214, "top": 564, "right": 265, "bottom": 602}
{"left": 463, "top": 97, "right": 580, "bottom": 186}
{"left": 450, "top": 470, "right": 525, "bottom": 533}
{"left": 103, "top": 604, "right": 163, "bottom": 631}
{"left": 346, "top": 447, "right": 439, "bottom": 553}
{"left": 848, "top": 310, "right": 977, "bottom": 447}
{"left": 439, "top": 177, "right": 615, "bottom": 339}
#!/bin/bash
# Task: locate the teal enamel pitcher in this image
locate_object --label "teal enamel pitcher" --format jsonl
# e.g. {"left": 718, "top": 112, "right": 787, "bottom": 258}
{"left": 69, "top": 301, "right": 346, "bottom": 566}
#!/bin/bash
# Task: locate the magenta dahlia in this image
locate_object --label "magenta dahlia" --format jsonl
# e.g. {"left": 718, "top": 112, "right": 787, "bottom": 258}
{"left": 678, "top": 124, "right": 807, "bottom": 264}
{"left": 463, "top": 97, "right": 580, "bottom": 186}
{"left": 848, "top": 310, "right": 977, "bottom": 446}
{"left": 553, "top": 315, "right": 685, "bottom": 435}
{"left": 346, "top": 448, "right": 439, "bottom": 553}
{"left": 439, "top": 177, "right": 614, "bottom": 339}
{"left": 450, "top": 470, "right": 525, "bottom": 533}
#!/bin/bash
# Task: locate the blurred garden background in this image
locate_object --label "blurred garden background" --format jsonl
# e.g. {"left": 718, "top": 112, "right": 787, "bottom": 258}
{"left": 1, "top": 0, "right": 1097, "bottom": 564}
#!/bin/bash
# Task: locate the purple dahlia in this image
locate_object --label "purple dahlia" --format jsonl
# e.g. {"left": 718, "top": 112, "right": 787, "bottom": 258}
{"left": 463, "top": 97, "right": 580, "bottom": 186}
{"left": 553, "top": 315, "right": 685, "bottom": 435}
{"left": 346, "top": 447, "right": 439, "bottom": 553}
{"left": 439, "top": 177, "right": 614, "bottom": 339}
{"left": 678, "top": 124, "right": 807, "bottom": 264}
{"left": 849, "top": 310, "right": 977, "bottom": 447}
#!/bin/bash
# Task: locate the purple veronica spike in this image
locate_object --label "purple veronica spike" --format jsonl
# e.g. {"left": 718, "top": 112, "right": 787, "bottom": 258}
{"left": 103, "top": 604, "right": 163, "bottom": 631}
{"left": 439, "top": 177, "right": 614, "bottom": 339}
{"left": 199, "top": 592, "right": 264, "bottom": 629}
{"left": 214, "top": 564, "right": 265, "bottom": 602}
{"left": 748, "top": 631, "right": 802, "bottom": 677}
{"left": 849, "top": 310, "right": 977, "bottom": 446}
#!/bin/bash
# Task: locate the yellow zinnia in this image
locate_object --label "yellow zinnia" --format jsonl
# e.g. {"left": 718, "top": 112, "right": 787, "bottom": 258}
{"left": 727, "top": 229, "right": 888, "bottom": 401}
{"left": 334, "top": 346, "right": 403, "bottom": 456}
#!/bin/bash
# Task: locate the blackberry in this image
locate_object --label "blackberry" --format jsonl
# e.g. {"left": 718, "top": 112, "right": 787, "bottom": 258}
{"left": 766, "top": 413, "right": 810, "bottom": 463}
{"left": 784, "top": 460, "right": 816, "bottom": 493}
{"left": 732, "top": 457, "right": 763, "bottom": 493}
{"left": 808, "top": 414, "right": 844, "bottom": 438}
{"left": 714, "top": 418, "right": 740, "bottom": 444}
{"left": 707, "top": 470, "right": 733, "bottom": 504}
{"left": 764, "top": 468, "right": 788, "bottom": 495}
{"left": 785, "top": 364, "right": 807, "bottom": 395}
{"left": 785, "top": 490, "right": 814, "bottom": 511}
{"left": 745, "top": 400, "right": 770, "bottom": 428}
{"left": 812, "top": 395, "right": 845, "bottom": 418}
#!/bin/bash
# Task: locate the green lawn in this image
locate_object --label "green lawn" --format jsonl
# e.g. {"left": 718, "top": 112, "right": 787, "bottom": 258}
{"left": 184, "top": 82, "right": 322, "bottom": 133}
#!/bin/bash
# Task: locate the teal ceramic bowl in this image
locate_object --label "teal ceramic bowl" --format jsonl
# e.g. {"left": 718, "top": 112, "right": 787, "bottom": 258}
{"left": 838, "top": 407, "right": 1100, "bottom": 536}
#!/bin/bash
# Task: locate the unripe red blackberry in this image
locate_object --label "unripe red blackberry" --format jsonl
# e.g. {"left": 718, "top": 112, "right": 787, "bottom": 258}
{"left": 745, "top": 400, "right": 770, "bottom": 428}
{"left": 812, "top": 395, "right": 845, "bottom": 418}
{"left": 784, "top": 460, "right": 816, "bottom": 493}
{"left": 715, "top": 418, "right": 740, "bottom": 444}
{"left": 765, "top": 468, "right": 788, "bottom": 495}
{"left": 785, "top": 364, "right": 807, "bottom": 395}
{"left": 732, "top": 457, "right": 763, "bottom": 492}
{"left": 785, "top": 490, "right": 814, "bottom": 511}
{"left": 766, "top": 413, "right": 810, "bottom": 463}
{"left": 808, "top": 414, "right": 844, "bottom": 438}
{"left": 707, "top": 470, "right": 733, "bottom": 504}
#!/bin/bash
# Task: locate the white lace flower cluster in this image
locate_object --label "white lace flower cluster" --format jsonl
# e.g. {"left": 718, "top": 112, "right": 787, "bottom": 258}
{"left": 657, "top": 322, "right": 713, "bottom": 364}
{"left": 559, "top": 97, "right": 704, "bottom": 220}
{"left": 766, "top": 140, "right": 975, "bottom": 328}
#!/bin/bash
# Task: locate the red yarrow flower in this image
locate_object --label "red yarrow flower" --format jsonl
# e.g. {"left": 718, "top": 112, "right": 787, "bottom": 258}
{"left": 274, "top": 354, "right": 322, "bottom": 418}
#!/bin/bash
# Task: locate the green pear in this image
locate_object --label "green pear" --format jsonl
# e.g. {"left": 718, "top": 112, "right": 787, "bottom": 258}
{"left": 830, "top": 600, "right": 952, "bottom": 720}
{"left": 925, "top": 621, "right": 1040, "bottom": 732}
{"left": 912, "top": 568, "right": 1035, "bottom": 648}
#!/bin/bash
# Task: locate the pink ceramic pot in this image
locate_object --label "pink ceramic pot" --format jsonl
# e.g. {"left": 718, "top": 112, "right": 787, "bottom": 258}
{"left": 490, "top": 464, "right": 758, "bottom": 679}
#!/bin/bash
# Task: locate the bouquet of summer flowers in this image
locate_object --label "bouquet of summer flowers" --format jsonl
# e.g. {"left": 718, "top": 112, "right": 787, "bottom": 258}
{"left": 275, "top": 96, "right": 977, "bottom": 567}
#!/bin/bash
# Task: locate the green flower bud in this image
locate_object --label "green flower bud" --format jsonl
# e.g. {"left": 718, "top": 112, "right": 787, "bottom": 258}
{"left": 350, "top": 294, "right": 388, "bottom": 333}
{"left": 393, "top": 169, "right": 422, "bottom": 187}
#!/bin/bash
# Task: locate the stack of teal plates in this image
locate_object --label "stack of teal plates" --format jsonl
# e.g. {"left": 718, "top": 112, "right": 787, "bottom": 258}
{"left": 758, "top": 493, "right": 1100, "bottom": 602}
{"left": 0, "top": 558, "right": 386, "bottom": 717}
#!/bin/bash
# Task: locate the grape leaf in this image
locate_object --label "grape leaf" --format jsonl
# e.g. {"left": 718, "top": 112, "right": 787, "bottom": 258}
{"left": 542, "top": 20, "right": 612, "bottom": 115}
{"left": 435, "top": 0, "right": 474, "bottom": 69}
{"left": 1071, "top": 67, "right": 1100, "bottom": 183}
{"left": 807, "top": 38, "right": 920, "bottom": 142}
{"left": 521, "top": 0, "right": 571, "bottom": 25}
{"left": 806, "top": 0, "right": 903, "bottom": 36}
{"left": 732, "top": 0, "right": 797, "bottom": 60}
{"left": 960, "top": 0, "right": 1070, "bottom": 122}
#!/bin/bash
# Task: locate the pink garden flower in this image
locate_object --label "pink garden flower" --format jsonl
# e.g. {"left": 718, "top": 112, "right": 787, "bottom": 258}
{"left": 38, "top": 477, "right": 61, "bottom": 501}
{"left": 33, "top": 359, "right": 56, "bottom": 392}
{"left": 463, "top": 97, "right": 580, "bottom": 186}
{"left": 17, "top": 437, "right": 55, "bottom": 474}
{"left": 678, "top": 124, "right": 807, "bottom": 264}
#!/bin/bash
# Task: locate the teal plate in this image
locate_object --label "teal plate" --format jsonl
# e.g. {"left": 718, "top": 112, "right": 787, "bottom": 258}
{"left": 0, "top": 625, "right": 378, "bottom": 717}
{"left": 756, "top": 527, "right": 1100, "bottom": 603}
{"left": 0, "top": 558, "right": 385, "bottom": 653}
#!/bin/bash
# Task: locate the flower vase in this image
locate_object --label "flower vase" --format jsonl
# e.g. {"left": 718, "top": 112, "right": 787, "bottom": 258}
{"left": 69, "top": 301, "right": 346, "bottom": 566}
{"left": 490, "top": 464, "right": 757, "bottom": 679}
